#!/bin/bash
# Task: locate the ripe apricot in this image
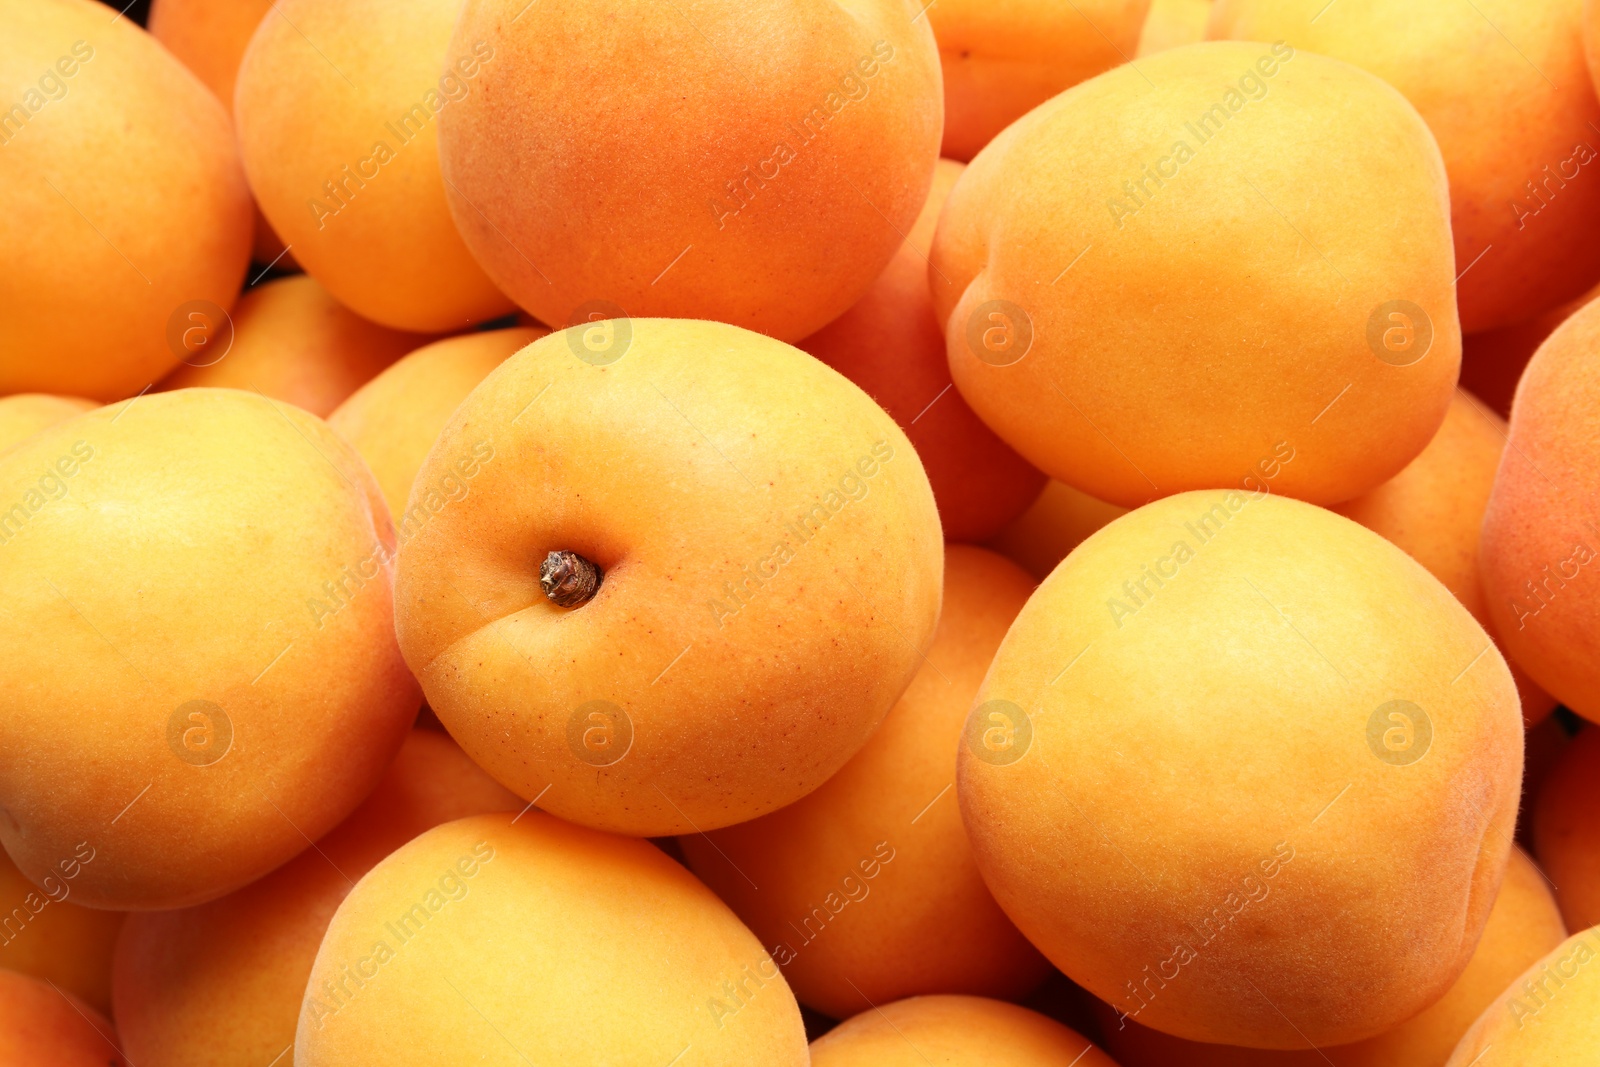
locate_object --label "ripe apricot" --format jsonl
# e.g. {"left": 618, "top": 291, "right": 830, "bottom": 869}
{"left": 158, "top": 275, "right": 432, "bottom": 417}
{"left": 1095, "top": 846, "right": 1567, "bottom": 1066}
{"left": 800, "top": 159, "right": 1044, "bottom": 542}
{"left": 113, "top": 729, "right": 519, "bottom": 1067}
{"left": 1480, "top": 298, "right": 1600, "bottom": 720}
{"left": 0, "top": 848, "right": 122, "bottom": 1014}
{"left": 0, "top": 0, "right": 251, "bottom": 400}
{"left": 295, "top": 813, "right": 808, "bottom": 1066}
{"left": 0, "top": 969, "right": 124, "bottom": 1067}
{"left": 931, "top": 42, "right": 1458, "bottom": 508}
{"left": 1445, "top": 926, "right": 1600, "bottom": 1065}
{"left": 1210, "top": 0, "right": 1600, "bottom": 334}
{"left": 1136, "top": 0, "right": 1212, "bottom": 57}
{"left": 988, "top": 480, "right": 1129, "bottom": 581}
{"left": 810, "top": 995, "right": 1119, "bottom": 1066}
{"left": 681, "top": 546, "right": 1051, "bottom": 1018}
{"left": 1534, "top": 726, "right": 1600, "bottom": 932}
{"left": 958, "top": 492, "right": 1522, "bottom": 1047}
{"left": 931, "top": 0, "right": 1152, "bottom": 161}
{"left": 234, "top": 0, "right": 513, "bottom": 332}
{"left": 0, "top": 395, "right": 95, "bottom": 455}
{"left": 0, "top": 389, "right": 418, "bottom": 909}
{"left": 395, "top": 319, "right": 942, "bottom": 835}
{"left": 328, "top": 326, "right": 546, "bottom": 519}
{"left": 437, "top": 0, "right": 942, "bottom": 343}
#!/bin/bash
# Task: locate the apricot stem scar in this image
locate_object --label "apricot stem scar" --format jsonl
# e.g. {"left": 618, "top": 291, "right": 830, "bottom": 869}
{"left": 540, "top": 550, "right": 602, "bottom": 607}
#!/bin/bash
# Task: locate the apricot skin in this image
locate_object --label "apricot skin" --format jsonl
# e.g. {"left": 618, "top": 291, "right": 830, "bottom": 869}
{"left": 1445, "top": 926, "right": 1600, "bottom": 1065}
{"left": 0, "top": 389, "right": 419, "bottom": 910}
{"left": 987, "top": 480, "right": 1129, "bottom": 581}
{"left": 0, "top": 969, "right": 125, "bottom": 1067}
{"left": 931, "top": 42, "right": 1459, "bottom": 509}
{"left": 438, "top": 0, "right": 943, "bottom": 343}
{"left": 931, "top": 0, "right": 1152, "bottom": 162}
{"left": 1095, "top": 847, "right": 1567, "bottom": 1067}
{"left": 800, "top": 160, "right": 1044, "bottom": 543}
{"left": 0, "top": 847, "right": 123, "bottom": 1014}
{"left": 1479, "top": 297, "right": 1600, "bottom": 721}
{"left": 0, "top": 395, "right": 96, "bottom": 455}
{"left": 328, "top": 326, "right": 546, "bottom": 520}
{"left": 0, "top": 0, "right": 252, "bottom": 401}
{"left": 681, "top": 546, "right": 1051, "bottom": 1018}
{"left": 158, "top": 275, "right": 433, "bottom": 418}
{"left": 394, "top": 319, "right": 943, "bottom": 836}
{"left": 958, "top": 492, "right": 1522, "bottom": 1048}
{"left": 1534, "top": 727, "right": 1600, "bottom": 932}
{"left": 1212, "top": 0, "right": 1600, "bottom": 334}
{"left": 112, "top": 730, "right": 519, "bottom": 1067}
{"left": 810, "top": 995, "right": 1120, "bottom": 1066}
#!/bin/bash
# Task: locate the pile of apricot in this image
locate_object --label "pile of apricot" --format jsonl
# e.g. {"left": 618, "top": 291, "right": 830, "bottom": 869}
{"left": 1, "top": 0, "right": 1598, "bottom": 1064}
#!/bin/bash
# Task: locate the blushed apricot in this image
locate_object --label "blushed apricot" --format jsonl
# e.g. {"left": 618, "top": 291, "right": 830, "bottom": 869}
{"left": 1460, "top": 283, "right": 1600, "bottom": 418}
{"left": 295, "top": 813, "right": 808, "bottom": 1066}
{"left": 811, "top": 995, "right": 1120, "bottom": 1066}
{"left": 681, "top": 546, "right": 1051, "bottom": 1018}
{"left": 113, "top": 729, "right": 519, "bottom": 1067}
{"left": 157, "top": 275, "right": 432, "bottom": 417}
{"left": 0, "top": 848, "right": 122, "bottom": 1014}
{"left": 0, "top": 969, "right": 124, "bottom": 1067}
{"left": 1480, "top": 297, "right": 1600, "bottom": 720}
{"left": 0, "top": 389, "right": 418, "bottom": 909}
{"left": 0, "top": 0, "right": 252, "bottom": 400}
{"left": 437, "top": 0, "right": 942, "bottom": 343}
{"left": 987, "top": 480, "right": 1129, "bottom": 581}
{"left": 1445, "top": 927, "right": 1600, "bottom": 1065}
{"left": 800, "top": 159, "right": 1044, "bottom": 542}
{"left": 394, "top": 319, "right": 942, "bottom": 836}
{"left": 234, "top": 0, "right": 513, "bottom": 332}
{"left": 0, "top": 395, "right": 95, "bottom": 455}
{"left": 1534, "top": 726, "right": 1600, "bottom": 932}
{"left": 1334, "top": 390, "right": 1556, "bottom": 726}
{"left": 1095, "top": 847, "right": 1567, "bottom": 1066}
{"left": 328, "top": 326, "right": 546, "bottom": 519}
{"left": 958, "top": 492, "right": 1522, "bottom": 1048}
{"left": 931, "top": 42, "right": 1458, "bottom": 508}
{"left": 1212, "top": 0, "right": 1600, "bottom": 334}
{"left": 931, "top": 0, "right": 1152, "bottom": 161}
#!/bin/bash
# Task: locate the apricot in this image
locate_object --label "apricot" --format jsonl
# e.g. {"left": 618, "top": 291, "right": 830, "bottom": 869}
{"left": 681, "top": 546, "right": 1050, "bottom": 1018}
{"left": 1137, "top": 0, "right": 1212, "bottom": 57}
{"left": 1334, "top": 390, "right": 1557, "bottom": 726}
{"left": 1210, "top": 0, "right": 1600, "bottom": 334}
{"left": 234, "top": 0, "right": 513, "bottom": 332}
{"left": 0, "top": 848, "right": 122, "bottom": 1014}
{"left": 296, "top": 812, "right": 808, "bottom": 1065}
{"left": 0, "top": 969, "right": 124, "bottom": 1067}
{"left": 0, "top": 395, "right": 95, "bottom": 455}
{"left": 0, "top": 0, "right": 252, "bottom": 401}
{"left": 988, "top": 481, "right": 1129, "bottom": 581}
{"left": 437, "top": 0, "right": 942, "bottom": 343}
{"left": 1460, "top": 283, "right": 1600, "bottom": 417}
{"left": 811, "top": 995, "right": 1119, "bottom": 1066}
{"left": 800, "top": 159, "right": 1044, "bottom": 542}
{"left": 328, "top": 326, "right": 547, "bottom": 519}
{"left": 1095, "top": 846, "right": 1567, "bottom": 1066}
{"left": 395, "top": 319, "right": 941, "bottom": 835}
{"left": 931, "top": 42, "right": 1458, "bottom": 509}
{"left": 930, "top": 0, "right": 1152, "bottom": 162}
{"left": 958, "top": 492, "right": 1523, "bottom": 1048}
{"left": 157, "top": 275, "right": 432, "bottom": 418}
{"left": 113, "top": 729, "right": 518, "bottom": 1067}
{"left": 1480, "top": 298, "right": 1600, "bottom": 720}
{"left": 1445, "top": 926, "right": 1600, "bottom": 1065}
{"left": 0, "top": 389, "right": 418, "bottom": 909}
{"left": 1534, "top": 726, "right": 1600, "bottom": 932}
